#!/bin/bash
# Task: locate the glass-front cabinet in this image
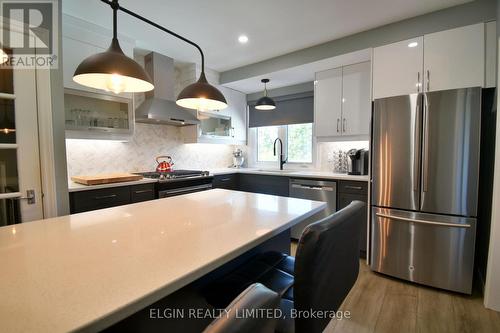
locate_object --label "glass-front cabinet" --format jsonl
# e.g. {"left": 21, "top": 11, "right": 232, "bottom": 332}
{"left": 64, "top": 88, "right": 134, "bottom": 140}
{"left": 198, "top": 111, "right": 234, "bottom": 138}
{"left": 0, "top": 54, "right": 20, "bottom": 226}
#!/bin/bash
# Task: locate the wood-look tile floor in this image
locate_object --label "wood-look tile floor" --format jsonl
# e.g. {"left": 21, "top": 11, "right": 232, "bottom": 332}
{"left": 290, "top": 243, "right": 500, "bottom": 333}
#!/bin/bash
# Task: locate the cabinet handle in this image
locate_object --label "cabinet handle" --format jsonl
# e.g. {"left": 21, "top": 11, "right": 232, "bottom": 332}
{"left": 345, "top": 185, "right": 363, "bottom": 190}
{"left": 134, "top": 189, "right": 153, "bottom": 194}
{"left": 220, "top": 178, "right": 232, "bottom": 182}
{"left": 94, "top": 194, "right": 117, "bottom": 200}
{"left": 426, "top": 70, "right": 430, "bottom": 91}
{"left": 343, "top": 118, "right": 346, "bottom": 133}
{"left": 417, "top": 72, "right": 421, "bottom": 92}
{"left": 337, "top": 118, "right": 340, "bottom": 133}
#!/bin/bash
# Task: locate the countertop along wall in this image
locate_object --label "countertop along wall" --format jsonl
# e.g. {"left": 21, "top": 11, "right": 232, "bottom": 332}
{"left": 65, "top": 123, "right": 240, "bottom": 176}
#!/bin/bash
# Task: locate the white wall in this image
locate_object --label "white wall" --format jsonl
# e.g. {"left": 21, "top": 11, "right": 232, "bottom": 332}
{"left": 484, "top": 6, "right": 500, "bottom": 310}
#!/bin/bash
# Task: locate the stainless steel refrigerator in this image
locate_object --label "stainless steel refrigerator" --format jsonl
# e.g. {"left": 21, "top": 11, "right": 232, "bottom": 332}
{"left": 370, "top": 87, "right": 482, "bottom": 294}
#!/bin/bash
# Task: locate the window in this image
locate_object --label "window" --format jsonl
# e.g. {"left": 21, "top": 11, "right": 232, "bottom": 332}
{"left": 256, "top": 123, "right": 313, "bottom": 164}
{"left": 287, "top": 123, "right": 313, "bottom": 163}
{"left": 257, "top": 126, "right": 279, "bottom": 162}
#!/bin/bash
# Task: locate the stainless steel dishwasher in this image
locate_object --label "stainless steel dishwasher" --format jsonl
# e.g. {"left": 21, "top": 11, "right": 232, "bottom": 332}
{"left": 289, "top": 178, "right": 337, "bottom": 239}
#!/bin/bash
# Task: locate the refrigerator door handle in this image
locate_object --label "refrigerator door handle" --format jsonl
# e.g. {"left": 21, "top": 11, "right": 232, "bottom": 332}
{"left": 422, "top": 94, "right": 430, "bottom": 192}
{"left": 413, "top": 95, "right": 422, "bottom": 192}
{"left": 375, "top": 213, "right": 471, "bottom": 228}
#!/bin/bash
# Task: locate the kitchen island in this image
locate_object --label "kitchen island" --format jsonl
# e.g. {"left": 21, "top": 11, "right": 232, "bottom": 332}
{"left": 0, "top": 189, "right": 325, "bottom": 333}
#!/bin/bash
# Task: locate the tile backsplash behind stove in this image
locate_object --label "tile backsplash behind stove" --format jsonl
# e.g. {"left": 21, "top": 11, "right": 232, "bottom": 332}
{"left": 66, "top": 123, "right": 244, "bottom": 176}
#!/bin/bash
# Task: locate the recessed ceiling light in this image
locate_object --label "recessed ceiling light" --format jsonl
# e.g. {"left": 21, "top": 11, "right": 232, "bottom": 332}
{"left": 238, "top": 35, "right": 249, "bottom": 44}
{"left": 408, "top": 42, "right": 418, "bottom": 48}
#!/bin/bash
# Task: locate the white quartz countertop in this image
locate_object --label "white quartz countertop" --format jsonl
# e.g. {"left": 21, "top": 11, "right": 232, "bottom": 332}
{"left": 209, "top": 168, "right": 370, "bottom": 182}
{"left": 68, "top": 177, "right": 157, "bottom": 192}
{"left": 67, "top": 168, "right": 369, "bottom": 192}
{"left": 0, "top": 189, "right": 325, "bottom": 333}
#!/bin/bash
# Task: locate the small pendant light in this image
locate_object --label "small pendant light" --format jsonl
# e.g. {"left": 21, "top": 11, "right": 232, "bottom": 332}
{"left": 255, "top": 79, "right": 276, "bottom": 111}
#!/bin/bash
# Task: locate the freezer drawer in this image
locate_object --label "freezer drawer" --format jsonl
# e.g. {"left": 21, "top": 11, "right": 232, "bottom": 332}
{"left": 370, "top": 207, "right": 476, "bottom": 294}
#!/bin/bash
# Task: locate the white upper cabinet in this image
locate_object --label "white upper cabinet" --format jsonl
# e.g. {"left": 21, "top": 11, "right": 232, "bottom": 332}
{"left": 373, "top": 23, "right": 490, "bottom": 99}
{"left": 315, "top": 62, "right": 371, "bottom": 138}
{"left": 315, "top": 68, "right": 343, "bottom": 137}
{"left": 423, "top": 23, "right": 484, "bottom": 92}
{"left": 220, "top": 86, "right": 247, "bottom": 143}
{"left": 373, "top": 36, "right": 423, "bottom": 99}
{"left": 342, "top": 62, "right": 371, "bottom": 136}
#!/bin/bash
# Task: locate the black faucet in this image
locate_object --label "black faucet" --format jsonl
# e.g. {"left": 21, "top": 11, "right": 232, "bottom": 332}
{"left": 273, "top": 138, "right": 287, "bottom": 170}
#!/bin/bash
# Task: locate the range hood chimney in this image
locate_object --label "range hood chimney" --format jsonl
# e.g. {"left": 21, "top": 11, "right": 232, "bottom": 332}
{"left": 135, "top": 52, "right": 199, "bottom": 126}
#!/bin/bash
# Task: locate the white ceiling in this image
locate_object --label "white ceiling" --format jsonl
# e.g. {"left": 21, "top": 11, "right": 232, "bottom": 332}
{"left": 63, "top": 0, "right": 471, "bottom": 73}
{"left": 227, "top": 48, "right": 372, "bottom": 94}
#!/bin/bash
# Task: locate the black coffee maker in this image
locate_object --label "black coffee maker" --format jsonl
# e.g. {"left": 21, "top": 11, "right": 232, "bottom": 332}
{"left": 347, "top": 149, "right": 369, "bottom": 175}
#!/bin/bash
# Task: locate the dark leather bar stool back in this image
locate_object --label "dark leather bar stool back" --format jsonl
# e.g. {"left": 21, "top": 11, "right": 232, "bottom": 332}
{"left": 203, "top": 283, "right": 280, "bottom": 333}
{"left": 293, "top": 200, "right": 365, "bottom": 333}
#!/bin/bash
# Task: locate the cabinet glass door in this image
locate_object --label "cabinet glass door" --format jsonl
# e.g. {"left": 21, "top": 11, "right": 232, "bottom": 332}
{"left": 198, "top": 112, "right": 233, "bottom": 138}
{"left": 0, "top": 48, "right": 44, "bottom": 225}
{"left": 64, "top": 89, "right": 132, "bottom": 132}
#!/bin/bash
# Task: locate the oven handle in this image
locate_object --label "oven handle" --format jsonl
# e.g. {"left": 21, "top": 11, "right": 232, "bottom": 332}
{"left": 160, "top": 184, "right": 212, "bottom": 197}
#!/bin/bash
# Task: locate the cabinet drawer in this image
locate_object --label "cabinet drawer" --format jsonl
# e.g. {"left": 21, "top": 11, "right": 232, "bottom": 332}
{"left": 213, "top": 174, "right": 238, "bottom": 190}
{"left": 338, "top": 180, "right": 368, "bottom": 195}
{"left": 70, "top": 187, "right": 130, "bottom": 213}
{"left": 130, "top": 183, "right": 155, "bottom": 203}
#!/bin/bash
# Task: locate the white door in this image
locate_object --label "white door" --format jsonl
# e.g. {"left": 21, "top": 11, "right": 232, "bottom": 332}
{"left": 373, "top": 36, "right": 423, "bottom": 99}
{"left": 314, "top": 68, "right": 342, "bottom": 137}
{"left": 341, "top": 61, "right": 371, "bottom": 136}
{"left": 0, "top": 51, "right": 44, "bottom": 225}
{"left": 424, "top": 23, "right": 485, "bottom": 92}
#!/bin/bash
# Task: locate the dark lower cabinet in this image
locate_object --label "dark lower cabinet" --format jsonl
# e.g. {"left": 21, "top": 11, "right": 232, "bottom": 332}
{"left": 337, "top": 180, "right": 368, "bottom": 258}
{"left": 70, "top": 183, "right": 155, "bottom": 214}
{"left": 238, "top": 174, "right": 289, "bottom": 197}
{"left": 130, "top": 184, "right": 155, "bottom": 203}
{"left": 212, "top": 174, "right": 238, "bottom": 190}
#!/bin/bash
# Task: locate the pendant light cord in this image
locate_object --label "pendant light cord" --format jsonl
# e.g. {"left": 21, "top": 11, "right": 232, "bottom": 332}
{"left": 101, "top": 0, "right": 205, "bottom": 73}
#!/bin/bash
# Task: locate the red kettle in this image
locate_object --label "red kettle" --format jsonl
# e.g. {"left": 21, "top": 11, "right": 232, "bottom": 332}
{"left": 156, "top": 156, "right": 174, "bottom": 173}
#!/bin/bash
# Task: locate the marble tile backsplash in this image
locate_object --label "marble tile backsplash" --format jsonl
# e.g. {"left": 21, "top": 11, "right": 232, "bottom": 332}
{"left": 66, "top": 123, "right": 240, "bottom": 177}
{"left": 317, "top": 141, "right": 370, "bottom": 172}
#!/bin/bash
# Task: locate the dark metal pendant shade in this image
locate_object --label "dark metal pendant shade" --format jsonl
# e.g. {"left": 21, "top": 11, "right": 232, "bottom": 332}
{"left": 72, "top": 0, "right": 226, "bottom": 110}
{"left": 176, "top": 72, "right": 227, "bottom": 111}
{"left": 255, "top": 78, "right": 276, "bottom": 110}
{"left": 255, "top": 96, "right": 276, "bottom": 111}
{"left": 73, "top": 39, "right": 154, "bottom": 93}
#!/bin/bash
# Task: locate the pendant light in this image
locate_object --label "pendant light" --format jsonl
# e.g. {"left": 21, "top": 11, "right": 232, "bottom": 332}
{"left": 255, "top": 79, "right": 276, "bottom": 110}
{"left": 73, "top": 0, "right": 227, "bottom": 111}
{"left": 73, "top": 1, "right": 154, "bottom": 94}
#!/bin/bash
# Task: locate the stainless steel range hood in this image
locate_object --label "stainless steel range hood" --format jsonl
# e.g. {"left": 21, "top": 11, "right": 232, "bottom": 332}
{"left": 135, "top": 52, "right": 199, "bottom": 126}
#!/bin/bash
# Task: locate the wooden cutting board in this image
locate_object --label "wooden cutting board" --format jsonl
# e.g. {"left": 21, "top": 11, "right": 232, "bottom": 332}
{"left": 71, "top": 173, "right": 143, "bottom": 186}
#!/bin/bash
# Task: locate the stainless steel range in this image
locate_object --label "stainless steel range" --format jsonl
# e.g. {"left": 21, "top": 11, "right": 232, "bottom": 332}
{"left": 136, "top": 170, "right": 213, "bottom": 198}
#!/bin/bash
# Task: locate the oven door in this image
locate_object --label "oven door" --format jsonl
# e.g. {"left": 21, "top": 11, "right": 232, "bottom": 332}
{"left": 158, "top": 183, "right": 213, "bottom": 198}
